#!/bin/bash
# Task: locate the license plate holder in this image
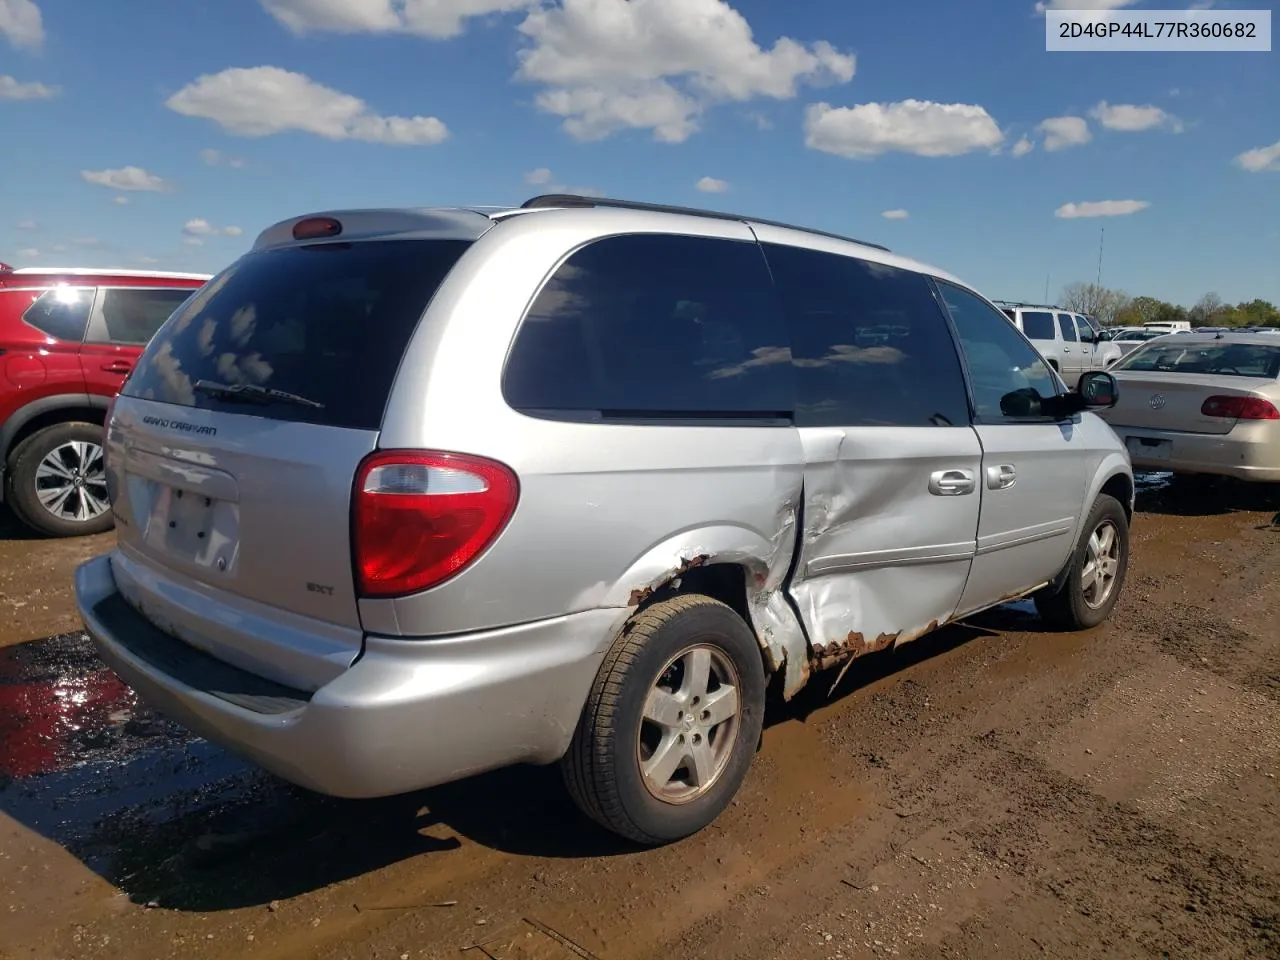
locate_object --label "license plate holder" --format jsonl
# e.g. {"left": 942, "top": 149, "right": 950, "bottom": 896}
{"left": 1126, "top": 436, "right": 1171, "bottom": 461}
{"left": 134, "top": 477, "right": 239, "bottom": 572}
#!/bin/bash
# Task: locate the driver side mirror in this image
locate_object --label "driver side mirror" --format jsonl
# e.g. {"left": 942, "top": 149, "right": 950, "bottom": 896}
{"left": 1077, "top": 371, "right": 1118, "bottom": 408}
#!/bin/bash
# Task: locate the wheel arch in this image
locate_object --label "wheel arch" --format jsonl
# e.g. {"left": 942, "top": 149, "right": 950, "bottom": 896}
{"left": 1, "top": 393, "right": 108, "bottom": 499}
{"left": 598, "top": 522, "right": 810, "bottom": 700}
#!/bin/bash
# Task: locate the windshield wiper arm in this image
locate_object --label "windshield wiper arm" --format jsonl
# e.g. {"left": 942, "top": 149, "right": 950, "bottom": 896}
{"left": 194, "top": 379, "right": 325, "bottom": 410}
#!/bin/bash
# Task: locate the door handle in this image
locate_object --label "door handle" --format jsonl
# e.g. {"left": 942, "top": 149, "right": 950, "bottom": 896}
{"left": 101, "top": 361, "right": 133, "bottom": 374}
{"left": 928, "top": 469, "right": 976, "bottom": 496}
{"left": 986, "top": 464, "right": 1017, "bottom": 490}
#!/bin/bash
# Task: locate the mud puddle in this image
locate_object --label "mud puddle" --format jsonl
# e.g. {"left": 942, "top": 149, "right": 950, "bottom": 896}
{"left": 0, "top": 630, "right": 267, "bottom": 883}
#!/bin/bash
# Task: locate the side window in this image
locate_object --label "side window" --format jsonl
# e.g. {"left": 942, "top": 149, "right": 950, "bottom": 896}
{"left": 935, "top": 280, "right": 1061, "bottom": 421}
{"left": 1057, "top": 313, "right": 1079, "bottom": 342}
{"left": 762, "top": 244, "right": 970, "bottom": 428}
{"left": 503, "top": 234, "right": 794, "bottom": 421}
{"left": 21, "top": 287, "right": 95, "bottom": 342}
{"left": 1021, "top": 311, "right": 1056, "bottom": 340}
{"left": 92, "top": 288, "right": 197, "bottom": 345}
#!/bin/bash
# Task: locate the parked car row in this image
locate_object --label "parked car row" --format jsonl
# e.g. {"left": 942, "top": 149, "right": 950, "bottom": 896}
{"left": 0, "top": 265, "right": 209, "bottom": 536}
{"left": 994, "top": 302, "right": 1124, "bottom": 381}
{"left": 72, "top": 195, "right": 1132, "bottom": 845}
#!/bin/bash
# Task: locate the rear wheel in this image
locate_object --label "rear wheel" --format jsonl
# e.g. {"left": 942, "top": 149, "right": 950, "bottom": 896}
{"left": 562, "top": 594, "right": 766, "bottom": 845}
{"left": 1035, "top": 494, "right": 1129, "bottom": 630}
{"left": 5, "top": 422, "right": 114, "bottom": 538}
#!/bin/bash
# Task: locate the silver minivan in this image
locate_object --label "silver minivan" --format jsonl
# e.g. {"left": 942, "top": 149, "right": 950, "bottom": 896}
{"left": 75, "top": 196, "right": 1134, "bottom": 844}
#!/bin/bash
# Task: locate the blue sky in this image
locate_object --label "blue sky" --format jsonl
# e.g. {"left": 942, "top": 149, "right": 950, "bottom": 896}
{"left": 1, "top": 0, "right": 1277, "bottom": 307}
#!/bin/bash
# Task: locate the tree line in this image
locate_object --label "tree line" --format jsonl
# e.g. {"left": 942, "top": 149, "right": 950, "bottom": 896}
{"left": 1057, "top": 282, "right": 1280, "bottom": 329}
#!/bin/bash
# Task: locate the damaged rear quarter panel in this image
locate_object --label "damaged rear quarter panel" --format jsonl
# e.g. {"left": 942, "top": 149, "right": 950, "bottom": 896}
{"left": 599, "top": 515, "right": 810, "bottom": 696}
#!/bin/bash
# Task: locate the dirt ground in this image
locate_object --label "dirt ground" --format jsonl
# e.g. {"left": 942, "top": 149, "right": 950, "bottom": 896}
{"left": 1, "top": 476, "right": 1278, "bottom": 960}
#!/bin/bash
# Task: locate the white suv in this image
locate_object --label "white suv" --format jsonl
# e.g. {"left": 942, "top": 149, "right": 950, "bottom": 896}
{"left": 996, "top": 303, "right": 1124, "bottom": 384}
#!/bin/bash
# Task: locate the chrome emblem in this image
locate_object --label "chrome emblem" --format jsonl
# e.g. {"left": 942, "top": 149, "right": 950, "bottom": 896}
{"left": 1149, "top": 393, "right": 1167, "bottom": 410}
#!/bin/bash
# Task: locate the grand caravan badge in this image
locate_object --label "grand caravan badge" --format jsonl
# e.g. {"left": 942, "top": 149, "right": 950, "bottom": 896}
{"left": 141, "top": 415, "right": 217, "bottom": 437}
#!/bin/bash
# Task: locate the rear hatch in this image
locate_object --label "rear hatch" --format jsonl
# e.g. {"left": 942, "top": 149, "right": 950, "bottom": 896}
{"left": 1106, "top": 340, "right": 1280, "bottom": 435}
{"left": 106, "top": 235, "right": 473, "bottom": 688}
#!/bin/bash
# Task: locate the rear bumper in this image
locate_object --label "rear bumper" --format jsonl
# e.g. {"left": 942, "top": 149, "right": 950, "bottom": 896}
{"left": 1111, "top": 424, "right": 1280, "bottom": 482}
{"left": 75, "top": 554, "right": 619, "bottom": 798}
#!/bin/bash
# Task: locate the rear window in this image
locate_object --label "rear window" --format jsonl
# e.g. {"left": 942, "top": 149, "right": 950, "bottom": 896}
{"left": 1114, "top": 341, "right": 1280, "bottom": 378}
{"left": 21, "top": 286, "right": 95, "bottom": 342}
{"left": 1021, "top": 311, "right": 1056, "bottom": 340}
{"left": 502, "top": 233, "right": 794, "bottom": 422}
{"left": 122, "top": 239, "right": 470, "bottom": 430}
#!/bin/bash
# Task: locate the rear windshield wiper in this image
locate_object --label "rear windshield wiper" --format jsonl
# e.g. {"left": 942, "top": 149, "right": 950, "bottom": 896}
{"left": 194, "top": 379, "right": 325, "bottom": 410}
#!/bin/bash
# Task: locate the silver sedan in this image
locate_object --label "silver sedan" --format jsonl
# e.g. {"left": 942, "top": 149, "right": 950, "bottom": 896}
{"left": 1099, "top": 333, "right": 1280, "bottom": 482}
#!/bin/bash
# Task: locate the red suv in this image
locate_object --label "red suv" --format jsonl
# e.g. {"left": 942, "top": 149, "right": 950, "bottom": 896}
{"left": 0, "top": 265, "right": 209, "bottom": 537}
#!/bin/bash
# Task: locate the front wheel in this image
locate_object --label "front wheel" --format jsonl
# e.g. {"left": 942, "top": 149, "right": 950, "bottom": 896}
{"left": 562, "top": 594, "right": 767, "bottom": 845}
{"left": 1035, "top": 493, "right": 1129, "bottom": 630}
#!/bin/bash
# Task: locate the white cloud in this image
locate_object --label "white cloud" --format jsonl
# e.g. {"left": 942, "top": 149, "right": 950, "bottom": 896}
{"left": 805, "top": 99, "right": 1003, "bottom": 159}
{"left": 0, "top": 0, "right": 43, "bottom": 49}
{"left": 881, "top": 209, "right": 909, "bottom": 220}
{"left": 260, "top": 0, "right": 533, "bottom": 39}
{"left": 200, "top": 147, "right": 247, "bottom": 168}
{"left": 1091, "top": 100, "right": 1182, "bottom": 132}
{"left": 113, "top": 195, "right": 130, "bottom": 205}
{"left": 134, "top": 256, "right": 161, "bottom": 265}
{"left": 696, "top": 176, "right": 729, "bottom": 193}
{"left": 518, "top": 167, "right": 601, "bottom": 196}
{"left": 0, "top": 75, "right": 58, "bottom": 100}
{"left": 183, "top": 237, "right": 204, "bottom": 247}
{"left": 1034, "top": 0, "right": 1136, "bottom": 12}
{"left": 1039, "top": 116, "right": 1091, "bottom": 151}
{"left": 50, "top": 243, "right": 65, "bottom": 252}
{"left": 17, "top": 219, "right": 36, "bottom": 230}
{"left": 746, "top": 110, "right": 772, "bottom": 130}
{"left": 81, "top": 166, "right": 172, "bottom": 192}
{"left": 167, "top": 66, "right": 449, "bottom": 145}
{"left": 1054, "top": 199, "right": 1150, "bottom": 219}
{"left": 17, "top": 247, "right": 39, "bottom": 258}
{"left": 72, "top": 237, "right": 99, "bottom": 246}
{"left": 516, "top": 0, "right": 854, "bottom": 142}
{"left": 183, "top": 218, "right": 242, "bottom": 238}
{"left": 1233, "top": 140, "right": 1280, "bottom": 173}
{"left": 1012, "top": 135, "right": 1035, "bottom": 157}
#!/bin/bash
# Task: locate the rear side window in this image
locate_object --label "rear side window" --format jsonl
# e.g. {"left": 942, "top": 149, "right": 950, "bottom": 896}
{"left": 93, "top": 288, "right": 197, "bottom": 345}
{"left": 122, "top": 239, "right": 470, "bottom": 430}
{"left": 1057, "top": 313, "right": 1079, "bottom": 342}
{"left": 1021, "top": 311, "right": 1056, "bottom": 340}
{"left": 761, "top": 243, "right": 970, "bottom": 428}
{"left": 503, "top": 234, "right": 793, "bottom": 422}
{"left": 21, "top": 287, "right": 95, "bottom": 342}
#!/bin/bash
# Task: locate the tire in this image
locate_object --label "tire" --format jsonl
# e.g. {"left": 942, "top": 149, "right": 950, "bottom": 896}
{"left": 1035, "top": 494, "right": 1129, "bottom": 630}
{"left": 562, "top": 594, "right": 767, "bottom": 845}
{"left": 5, "top": 421, "right": 114, "bottom": 538}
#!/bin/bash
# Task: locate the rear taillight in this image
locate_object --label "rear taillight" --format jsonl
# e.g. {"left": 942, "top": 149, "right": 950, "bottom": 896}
{"left": 352, "top": 450, "right": 519, "bottom": 598}
{"left": 1200, "top": 395, "right": 1280, "bottom": 420}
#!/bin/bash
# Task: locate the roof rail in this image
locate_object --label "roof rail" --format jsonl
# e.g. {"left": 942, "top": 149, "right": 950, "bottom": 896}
{"left": 521, "top": 194, "right": 891, "bottom": 253}
{"left": 993, "top": 300, "right": 1064, "bottom": 310}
